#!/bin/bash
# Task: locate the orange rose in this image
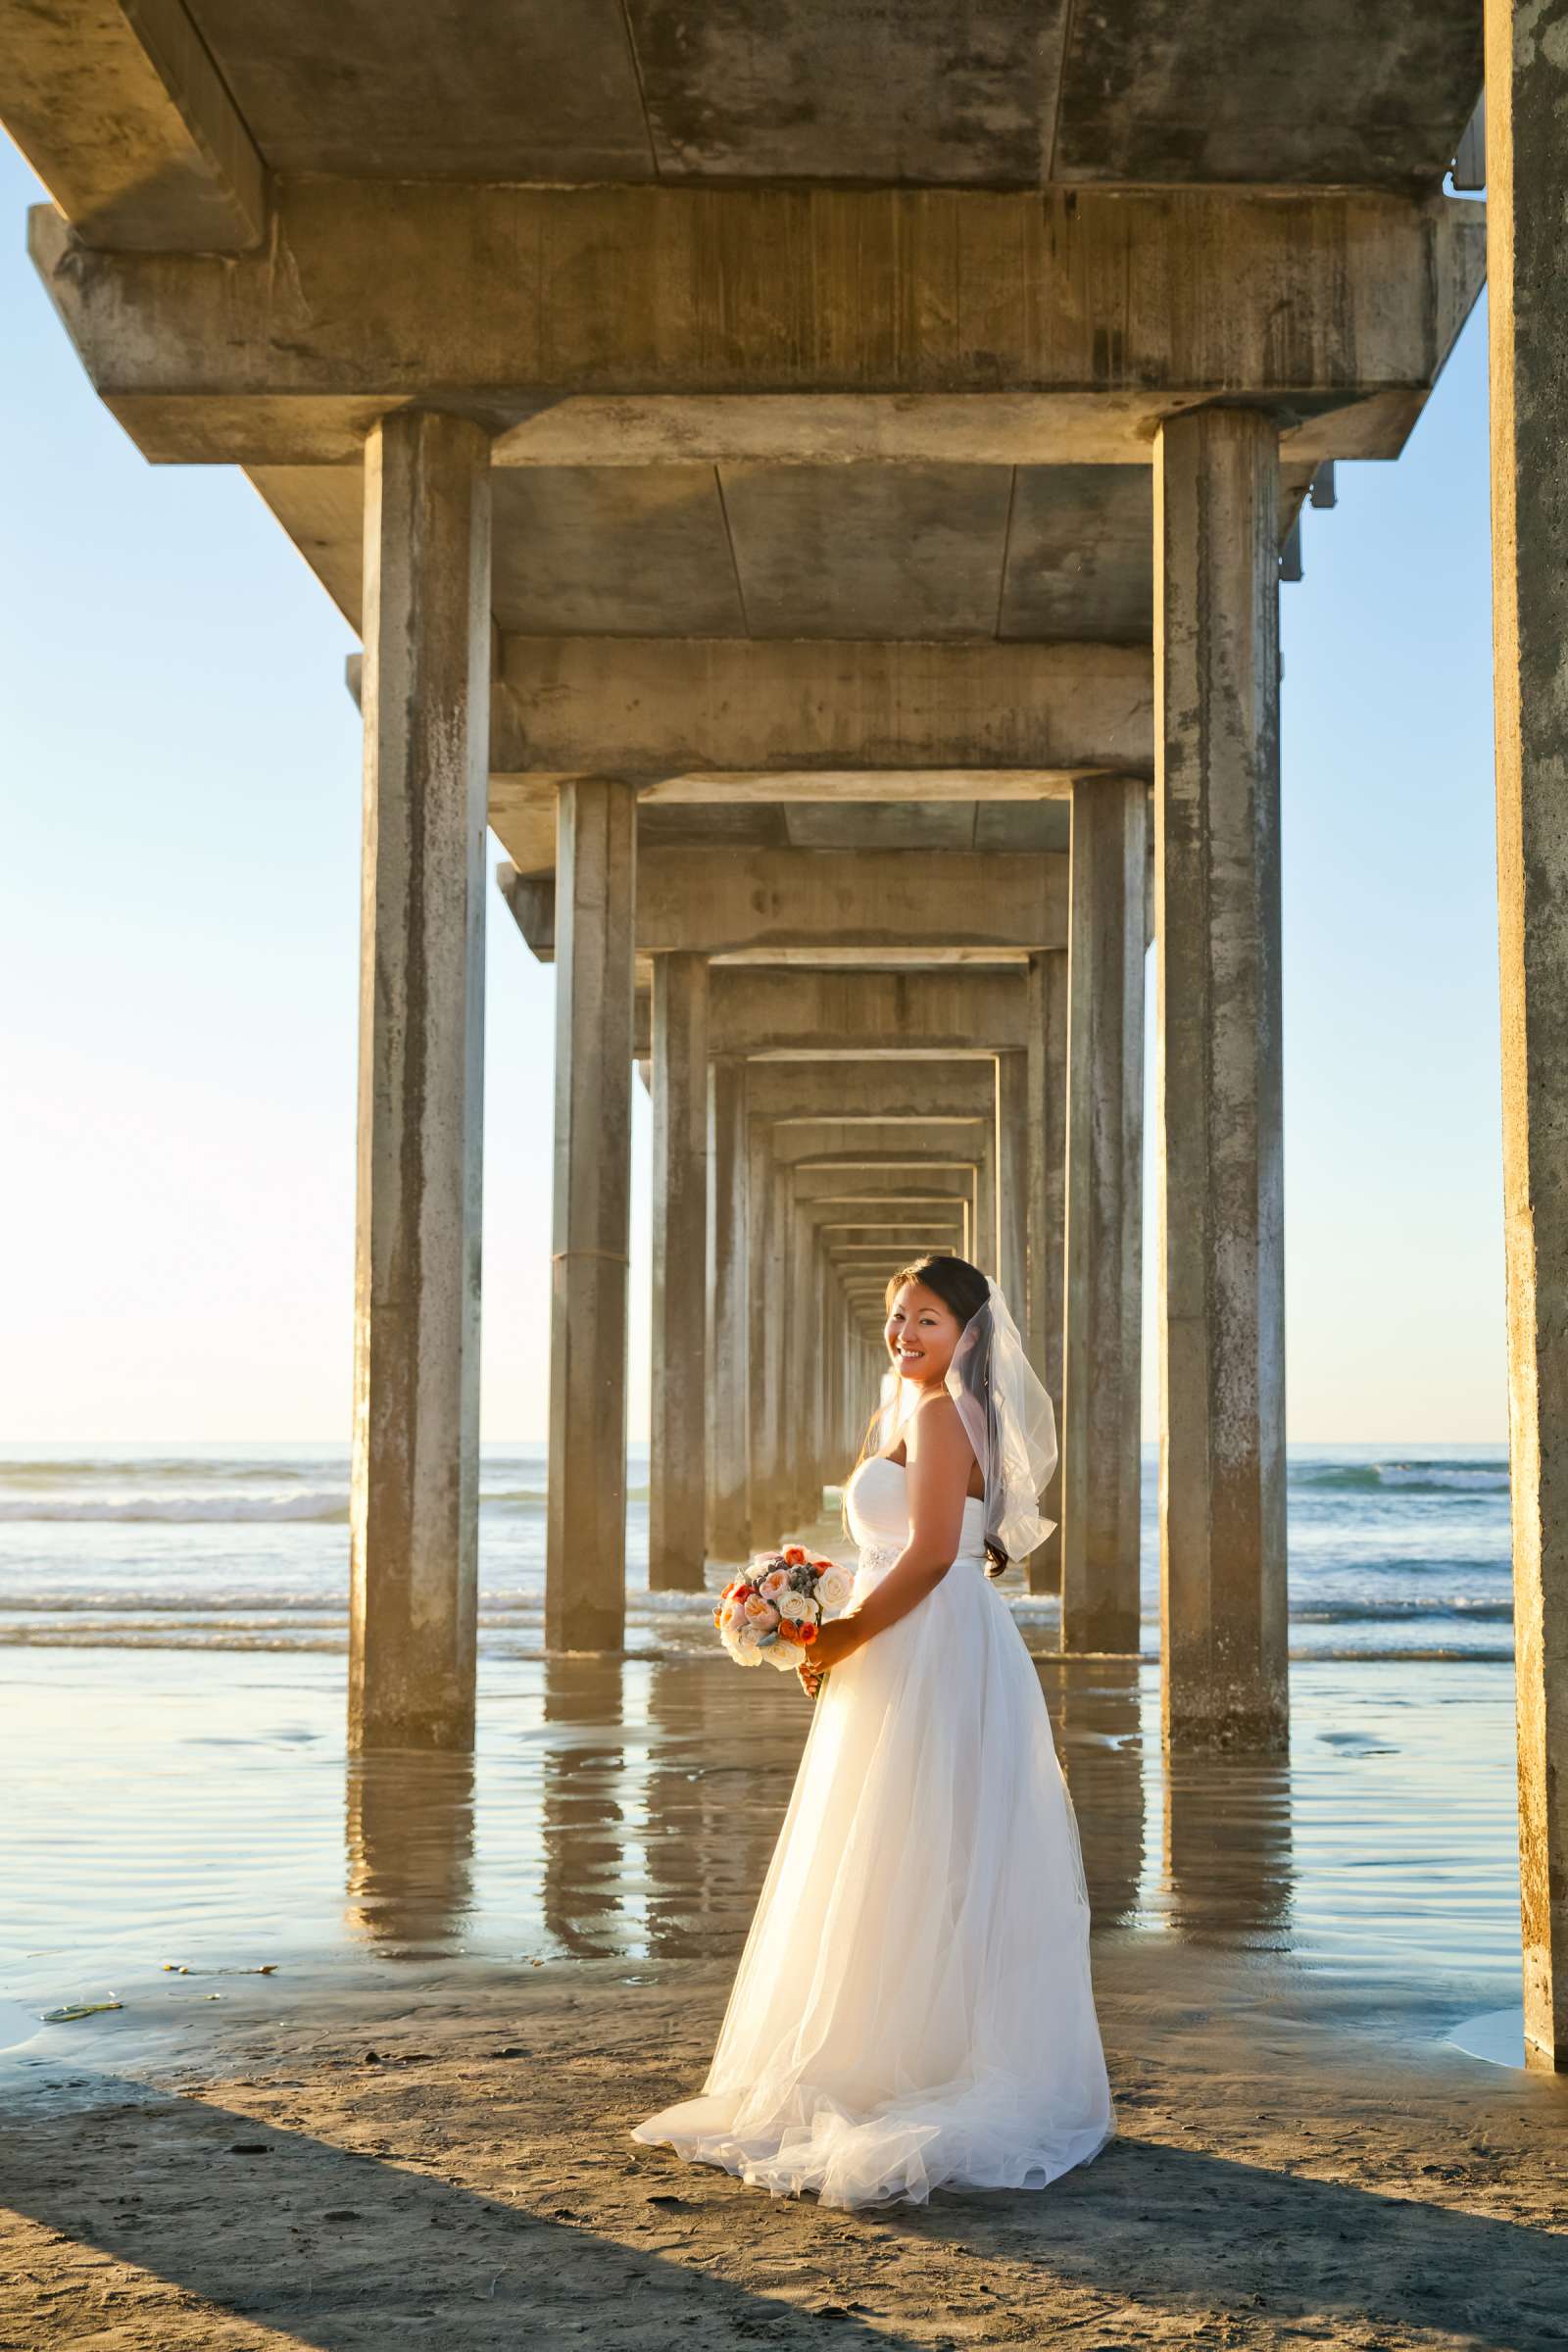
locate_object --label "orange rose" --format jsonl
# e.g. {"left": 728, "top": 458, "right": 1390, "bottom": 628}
{"left": 774, "top": 1619, "right": 801, "bottom": 1642}
{"left": 798, "top": 1621, "right": 818, "bottom": 1644}
{"left": 783, "top": 1546, "right": 807, "bottom": 1565}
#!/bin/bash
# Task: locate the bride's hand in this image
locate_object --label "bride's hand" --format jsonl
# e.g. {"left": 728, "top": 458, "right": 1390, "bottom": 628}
{"left": 796, "top": 1617, "right": 858, "bottom": 1695}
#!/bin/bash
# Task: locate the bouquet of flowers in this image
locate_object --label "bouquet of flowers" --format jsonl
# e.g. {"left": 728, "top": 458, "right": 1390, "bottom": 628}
{"left": 713, "top": 1544, "right": 855, "bottom": 1672}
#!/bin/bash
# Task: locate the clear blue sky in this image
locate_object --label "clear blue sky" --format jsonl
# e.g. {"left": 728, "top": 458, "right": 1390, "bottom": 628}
{"left": 0, "top": 142, "right": 1501, "bottom": 1444}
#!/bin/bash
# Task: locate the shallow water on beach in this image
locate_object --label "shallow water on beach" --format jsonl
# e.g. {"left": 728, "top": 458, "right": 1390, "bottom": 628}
{"left": 0, "top": 1440, "right": 1516, "bottom": 1662}
{"left": 1, "top": 1642, "right": 1521, "bottom": 2088}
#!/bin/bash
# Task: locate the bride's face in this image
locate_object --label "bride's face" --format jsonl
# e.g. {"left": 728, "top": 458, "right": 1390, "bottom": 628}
{"left": 884, "top": 1281, "right": 963, "bottom": 1388}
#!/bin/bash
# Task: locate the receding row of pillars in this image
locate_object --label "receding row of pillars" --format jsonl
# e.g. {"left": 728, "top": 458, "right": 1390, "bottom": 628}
{"left": 346, "top": 403, "right": 1287, "bottom": 1765}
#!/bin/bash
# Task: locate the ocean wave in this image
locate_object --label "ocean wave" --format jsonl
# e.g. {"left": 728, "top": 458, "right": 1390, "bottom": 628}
{"left": 1290, "top": 1595, "right": 1512, "bottom": 1622}
{"left": 0, "top": 1494, "right": 350, "bottom": 1525}
{"left": 1291, "top": 1461, "right": 1509, "bottom": 1495}
{"left": 0, "top": 1458, "right": 324, "bottom": 1486}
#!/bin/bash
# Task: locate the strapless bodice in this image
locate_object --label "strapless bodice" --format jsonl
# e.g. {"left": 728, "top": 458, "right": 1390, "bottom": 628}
{"left": 844, "top": 1452, "right": 987, "bottom": 1582}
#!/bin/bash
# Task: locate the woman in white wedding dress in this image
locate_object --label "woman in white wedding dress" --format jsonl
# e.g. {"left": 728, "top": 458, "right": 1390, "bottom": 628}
{"left": 631, "top": 1254, "right": 1114, "bottom": 2210}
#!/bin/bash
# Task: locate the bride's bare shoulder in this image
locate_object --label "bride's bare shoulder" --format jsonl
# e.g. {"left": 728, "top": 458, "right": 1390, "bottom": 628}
{"left": 904, "top": 1392, "right": 967, "bottom": 1457}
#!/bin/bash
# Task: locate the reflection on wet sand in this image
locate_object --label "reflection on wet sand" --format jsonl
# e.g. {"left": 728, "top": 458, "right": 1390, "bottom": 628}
{"left": 344, "top": 1748, "right": 476, "bottom": 1951}
{"left": 1042, "top": 1655, "right": 1146, "bottom": 1927}
{"left": 1157, "top": 1745, "right": 1296, "bottom": 1945}
{"left": 323, "top": 1650, "right": 1510, "bottom": 2012}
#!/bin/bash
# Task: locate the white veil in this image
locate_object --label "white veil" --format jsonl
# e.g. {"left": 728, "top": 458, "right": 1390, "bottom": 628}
{"left": 944, "top": 1276, "right": 1058, "bottom": 1566}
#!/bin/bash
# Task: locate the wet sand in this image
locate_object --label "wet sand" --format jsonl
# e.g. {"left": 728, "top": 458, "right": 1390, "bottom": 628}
{"left": 3, "top": 1642, "right": 1564, "bottom": 2347}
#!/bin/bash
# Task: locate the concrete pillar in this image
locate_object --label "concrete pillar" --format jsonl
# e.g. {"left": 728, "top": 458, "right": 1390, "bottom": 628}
{"left": 746, "top": 1114, "right": 788, "bottom": 1546}
{"left": 547, "top": 777, "right": 637, "bottom": 1649}
{"left": 707, "top": 1058, "right": 750, "bottom": 1560}
{"left": 1061, "top": 776, "right": 1148, "bottom": 1654}
{"left": 650, "top": 953, "right": 709, "bottom": 1590}
{"left": 1026, "top": 950, "right": 1068, "bottom": 1592}
{"left": 1154, "top": 404, "right": 1287, "bottom": 1752}
{"left": 996, "top": 1049, "right": 1028, "bottom": 1313}
{"left": 973, "top": 1102, "right": 999, "bottom": 1277}
{"left": 349, "top": 409, "right": 490, "bottom": 1752}
{"left": 790, "top": 1202, "right": 821, "bottom": 1523}
{"left": 1484, "top": 0, "right": 1568, "bottom": 2073}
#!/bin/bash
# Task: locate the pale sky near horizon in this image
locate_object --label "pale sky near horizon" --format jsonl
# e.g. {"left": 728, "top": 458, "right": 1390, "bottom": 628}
{"left": 0, "top": 143, "right": 1504, "bottom": 1446}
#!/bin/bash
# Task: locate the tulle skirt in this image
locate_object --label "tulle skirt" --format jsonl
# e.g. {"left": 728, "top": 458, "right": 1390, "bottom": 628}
{"left": 631, "top": 1555, "right": 1115, "bottom": 2208}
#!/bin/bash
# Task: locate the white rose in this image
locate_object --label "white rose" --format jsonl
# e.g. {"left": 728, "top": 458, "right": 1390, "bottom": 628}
{"left": 816, "top": 1568, "right": 852, "bottom": 1612}
{"left": 778, "top": 1592, "right": 811, "bottom": 1623}
{"left": 764, "top": 1640, "right": 801, "bottom": 1673}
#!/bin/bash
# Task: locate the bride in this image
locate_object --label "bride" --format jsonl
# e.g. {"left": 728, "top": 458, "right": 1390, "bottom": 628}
{"left": 631, "top": 1253, "right": 1115, "bottom": 2209}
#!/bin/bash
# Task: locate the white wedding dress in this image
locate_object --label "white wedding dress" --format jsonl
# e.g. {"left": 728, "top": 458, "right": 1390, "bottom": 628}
{"left": 631, "top": 1452, "right": 1115, "bottom": 2208}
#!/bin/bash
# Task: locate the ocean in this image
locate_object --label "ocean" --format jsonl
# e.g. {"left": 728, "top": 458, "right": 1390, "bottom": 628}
{"left": 0, "top": 1440, "right": 1513, "bottom": 1662}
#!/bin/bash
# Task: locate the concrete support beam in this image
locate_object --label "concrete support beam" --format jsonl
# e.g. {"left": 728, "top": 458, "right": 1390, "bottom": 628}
{"left": 650, "top": 953, "right": 709, "bottom": 1591}
{"left": 493, "top": 637, "right": 1151, "bottom": 790}
{"left": 746, "top": 1059, "right": 996, "bottom": 1125}
{"left": 502, "top": 849, "right": 1065, "bottom": 959}
{"left": 1154, "top": 406, "right": 1288, "bottom": 1753}
{"left": 707, "top": 1059, "right": 750, "bottom": 1562}
{"left": 1061, "top": 777, "right": 1149, "bottom": 1655}
{"left": 0, "top": 0, "right": 267, "bottom": 253}
{"left": 1026, "top": 951, "right": 1068, "bottom": 1592}
{"left": 547, "top": 778, "right": 637, "bottom": 1650}
{"left": 349, "top": 411, "right": 491, "bottom": 1751}
{"left": 30, "top": 180, "right": 1484, "bottom": 466}
{"left": 634, "top": 967, "right": 1028, "bottom": 1060}
{"left": 1484, "top": 0, "right": 1568, "bottom": 2074}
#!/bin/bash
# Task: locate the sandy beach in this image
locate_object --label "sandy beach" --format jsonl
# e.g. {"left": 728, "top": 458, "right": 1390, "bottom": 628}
{"left": 4, "top": 1612, "right": 1563, "bottom": 2348}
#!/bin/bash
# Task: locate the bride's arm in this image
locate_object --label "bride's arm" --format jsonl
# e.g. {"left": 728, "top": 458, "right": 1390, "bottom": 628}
{"left": 805, "top": 1398, "right": 974, "bottom": 1674}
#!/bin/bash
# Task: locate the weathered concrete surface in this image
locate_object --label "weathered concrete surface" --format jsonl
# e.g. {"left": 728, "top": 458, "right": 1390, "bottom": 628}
{"left": 5, "top": 4, "right": 1486, "bottom": 217}
{"left": 27, "top": 182, "right": 1484, "bottom": 466}
{"left": 1154, "top": 407, "right": 1288, "bottom": 1755}
{"left": 491, "top": 789, "right": 1074, "bottom": 889}
{"left": 502, "top": 849, "right": 1066, "bottom": 959}
{"left": 1026, "top": 949, "right": 1068, "bottom": 1592}
{"left": 633, "top": 967, "right": 1030, "bottom": 1059}
{"left": 1484, "top": 0, "right": 1568, "bottom": 2075}
{"left": 745, "top": 1058, "right": 996, "bottom": 1125}
{"left": 996, "top": 1048, "right": 1029, "bottom": 1333}
{"left": 745, "top": 1119, "right": 790, "bottom": 1544}
{"left": 492, "top": 636, "right": 1152, "bottom": 787}
{"left": 349, "top": 411, "right": 490, "bottom": 1751}
{"left": 0, "top": 0, "right": 267, "bottom": 251}
{"left": 649, "top": 954, "right": 709, "bottom": 1592}
{"left": 547, "top": 779, "right": 637, "bottom": 1651}
{"left": 706, "top": 1058, "right": 750, "bottom": 1561}
{"left": 1053, "top": 1, "right": 1481, "bottom": 188}
{"left": 1061, "top": 776, "right": 1148, "bottom": 1655}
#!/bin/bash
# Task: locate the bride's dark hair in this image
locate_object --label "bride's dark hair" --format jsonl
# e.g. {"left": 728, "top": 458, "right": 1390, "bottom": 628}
{"left": 845, "top": 1253, "right": 1009, "bottom": 1579}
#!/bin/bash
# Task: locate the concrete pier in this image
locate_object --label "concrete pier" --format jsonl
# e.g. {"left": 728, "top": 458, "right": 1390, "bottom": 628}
{"left": 1061, "top": 776, "right": 1149, "bottom": 1654}
{"left": 349, "top": 409, "right": 491, "bottom": 1752}
{"left": 1154, "top": 408, "right": 1288, "bottom": 1753}
{"left": 547, "top": 778, "right": 637, "bottom": 1651}
{"left": 650, "top": 953, "right": 709, "bottom": 1590}
{"left": 1484, "top": 0, "right": 1568, "bottom": 2073}
{"left": 8, "top": 2, "right": 1510, "bottom": 1988}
